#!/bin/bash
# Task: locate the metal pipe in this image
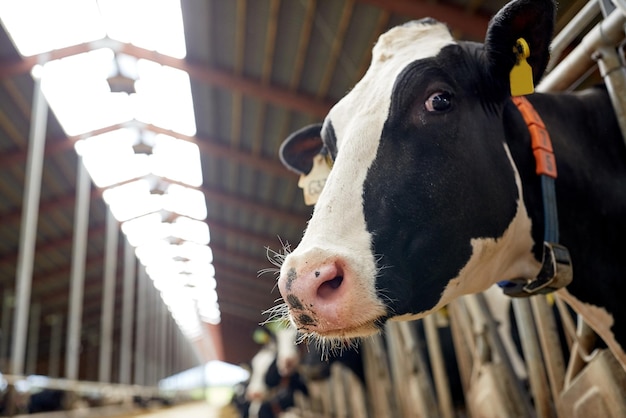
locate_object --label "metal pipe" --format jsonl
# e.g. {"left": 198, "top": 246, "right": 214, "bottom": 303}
{"left": 472, "top": 294, "right": 535, "bottom": 417}
{"left": 99, "top": 208, "right": 119, "bottom": 383}
{"left": 547, "top": 0, "right": 601, "bottom": 72}
{"left": 10, "top": 73, "right": 48, "bottom": 376}
{"left": 119, "top": 238, "right": 136, "bottom": 385}
{"left": 537, "top": 9, "right": 626, "bottom": 92}
{"left": 530, "top": 297, "right": 566, "bottom": 405}
{"left": 65, "top": 160, "right": 91, "bottom": 381}
{"left": 423, "top": 314, "right": 455, "bottom": 418}
{"left": 594, "top": 45, "right": 626, "bottom": 143}
{"left": 511, "top": 299, "right": 553, "bottom": 418}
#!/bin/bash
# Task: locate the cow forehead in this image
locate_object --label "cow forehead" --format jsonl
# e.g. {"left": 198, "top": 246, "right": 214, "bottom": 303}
{"left": 327, "top": 21, "right": 455, "bottom": 144}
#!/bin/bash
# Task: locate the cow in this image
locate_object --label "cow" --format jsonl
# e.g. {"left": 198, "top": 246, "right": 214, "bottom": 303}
{"left": 242, "top": 326, "right": 308, "bottom": 418}
{"left": 274, "top": 0, "right": 626, "bottom": 368}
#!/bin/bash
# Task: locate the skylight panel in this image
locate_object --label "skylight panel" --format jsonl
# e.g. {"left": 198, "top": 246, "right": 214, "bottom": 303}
{"left": 1, "top": 0, "right": 218, "bottom": 336}
{"left": 198, "top": 301, "right": 221, "bottom": 325}
{"left": 0, "top": 0, "right": 105, "bottom": 56}
{"left": 152, "top": 135, "right": 203, "bottom": 187}
{"left": 102, "top": 180, "right": 163, "bottom": 222}
{"left": 40, "top": 48, "right": 134, "bottom": 136}
{"left": 162, "top": 184, "right": 207, "bottom": 220}
{"left": 121, "top": 213, "right": 169, "bottom": 247}
{"left": 97, "top": 0, "right": 187, "bottom": 59}
{"left": 75, "top": 128, "right": 151, "bottom": 188}
{"left": 133, "top": 60, "right": 197, "bottom": 136}
{"left": 40, "top": 52, "right": 196, "bottom": 137}
{"left": 171, "top": 217, "right": 210, "bottom": 245}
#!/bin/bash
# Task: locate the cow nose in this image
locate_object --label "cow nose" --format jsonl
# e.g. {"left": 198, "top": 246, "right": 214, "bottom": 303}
{"left": 246, "top": 390, "right": 264, "bottom": 401}
{"left": 279, "top": 261, "right": 345, "bottom": 313}
{"left": 315, "top": 263, "right": 344, "bottom": 299}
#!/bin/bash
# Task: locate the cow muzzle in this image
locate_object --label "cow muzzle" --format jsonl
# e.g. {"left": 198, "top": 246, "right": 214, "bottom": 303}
{"left": 277, "top": 248, "right": 386, "bottom": 339}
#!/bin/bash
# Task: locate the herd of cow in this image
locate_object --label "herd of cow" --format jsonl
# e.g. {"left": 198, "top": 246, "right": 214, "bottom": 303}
{"left": 228, "top": 320, "right": 464, "bottom": 418}
{"left": 260, "top": 0, "right": 626, "bottom": 415}
{"left": 227, "top": 324, "right": 361, "bottom": 417}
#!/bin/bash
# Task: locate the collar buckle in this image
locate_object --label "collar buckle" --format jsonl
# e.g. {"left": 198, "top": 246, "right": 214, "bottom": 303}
{"left": 500, "top": 242, "right": 573, "bottom": 297}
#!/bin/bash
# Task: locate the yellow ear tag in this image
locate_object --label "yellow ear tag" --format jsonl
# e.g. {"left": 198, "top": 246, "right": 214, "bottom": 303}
{"left": 298, "top": 153, "right": 332, "bottom": 206}
{"left": 510, "top": 38, "right": 534, "bottom": 96}
{"left": 253, "top": 328, "right": 270, "bottom": 345}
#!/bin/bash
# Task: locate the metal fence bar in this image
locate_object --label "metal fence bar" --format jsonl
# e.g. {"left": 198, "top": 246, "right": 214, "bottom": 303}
{"left": 537, "top": 8, "right": 625, "bottom": 92}
{"left": 547, "top": 0, "right": 601, "bottom": 71}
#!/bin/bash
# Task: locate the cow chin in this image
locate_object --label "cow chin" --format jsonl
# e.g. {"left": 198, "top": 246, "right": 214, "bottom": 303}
{"left": 289, "top": 312, "right": 383, "bottom": 340}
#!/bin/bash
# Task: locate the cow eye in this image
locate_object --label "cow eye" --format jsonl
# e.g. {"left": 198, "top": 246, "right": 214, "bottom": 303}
{"left": 425, "top": 91, "right": 452, "bottom": 112}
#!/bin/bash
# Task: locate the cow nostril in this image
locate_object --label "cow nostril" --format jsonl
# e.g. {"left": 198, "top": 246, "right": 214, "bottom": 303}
{"left": 317, "top": 276, "right": 343, "bottom": 299}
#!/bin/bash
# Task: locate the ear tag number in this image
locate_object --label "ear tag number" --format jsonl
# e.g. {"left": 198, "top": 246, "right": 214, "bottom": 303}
{"left": 510, "top": 38, "right": 534, "bottom": 96}
{"left": 298, "top": 154, "right": 332, "bottom": 206}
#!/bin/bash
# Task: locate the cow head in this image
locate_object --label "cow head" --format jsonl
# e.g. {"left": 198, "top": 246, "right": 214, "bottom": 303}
{"left": 276, "top": 0, "right": 555, "bottom": 343}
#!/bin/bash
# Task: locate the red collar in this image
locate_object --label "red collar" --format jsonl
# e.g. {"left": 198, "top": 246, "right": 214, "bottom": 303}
{"left": 511, "top": 96, "right": 557, "bottom": 178}
{"left": 499, "top": 96, "right": 572, "bottom": 297}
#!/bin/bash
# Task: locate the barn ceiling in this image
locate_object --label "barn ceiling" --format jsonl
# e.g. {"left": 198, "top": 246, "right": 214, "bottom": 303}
{"left": 0, "top": 0, "right": 590, "bottom": 372}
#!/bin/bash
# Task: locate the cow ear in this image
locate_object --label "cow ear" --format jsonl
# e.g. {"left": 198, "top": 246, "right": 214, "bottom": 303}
{"left": 484, "top": 0, "right": 555, "bottom": 96}
{"left": 279, "top": 124, "right": 324, "bottom": 175}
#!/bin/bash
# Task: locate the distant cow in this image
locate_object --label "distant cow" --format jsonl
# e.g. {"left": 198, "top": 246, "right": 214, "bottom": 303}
{"left": 276, "top": 0, "right": 626, "bottom": 365}
{"left": 243, "top": 326, "right": 308, "bottom": 418}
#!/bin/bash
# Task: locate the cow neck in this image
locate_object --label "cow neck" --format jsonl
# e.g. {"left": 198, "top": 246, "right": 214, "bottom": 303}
{"left": 498, "top": 95, "right": 573, "bottom": 298}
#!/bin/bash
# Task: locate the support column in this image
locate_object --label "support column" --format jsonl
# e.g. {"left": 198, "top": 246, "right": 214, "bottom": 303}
{"left": 134, "top": 266, "right": 148, "bottom": 386}
{"left": 119, "top": 239, "right": 136, "bottom": 385}
{"left": 147, "top": 288, "right": 158, "bottom": 386}
{"left": 0, "top": 292, "right": 14, "bottom": 371}
{"left": 11, "top": 73, "right": 48, "bottom": 377}
{"left": 26, "top": 303, "right": 41, "bottom": 375}
{"left": 99, "top": 208, "right": 119, "bottom": 382}
{"left": 158, "top": 297, "right": 167, "bottom": 381}
{"left": 65, "top": 161, "right": 91, "bottom": 381}
{"left": 48, "top": 314, "right": 63, "bottom": 377}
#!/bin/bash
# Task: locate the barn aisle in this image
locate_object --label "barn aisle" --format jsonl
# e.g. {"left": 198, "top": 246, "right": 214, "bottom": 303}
{"left": 110, "top": 401, "right": 222, "bottom": 418}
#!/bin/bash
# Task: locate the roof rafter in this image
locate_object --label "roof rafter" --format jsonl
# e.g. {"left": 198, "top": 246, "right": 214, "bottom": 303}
{"left": 358, "top": 0, "right": 491, "bottom": 40}
{"left": 0, "top": 41, "right": 335, "bottom": 118}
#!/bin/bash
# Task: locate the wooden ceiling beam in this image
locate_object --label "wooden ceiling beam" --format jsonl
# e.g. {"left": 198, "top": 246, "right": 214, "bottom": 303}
{"left": 1, "top": 123, "right": 298, "bottom": 183}
{"left": 317, "top": 0, "right": 356, "bottom": 99}
{"left": 357, "top": 0, "right": 491, "bottom": 40}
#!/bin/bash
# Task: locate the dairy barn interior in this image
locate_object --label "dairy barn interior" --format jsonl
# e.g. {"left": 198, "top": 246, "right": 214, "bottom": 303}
{"left": 0, "top": 0, "right": 625, "bottom": 417}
